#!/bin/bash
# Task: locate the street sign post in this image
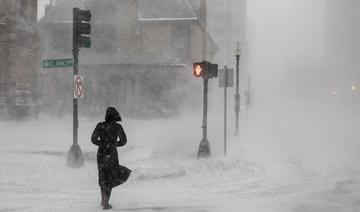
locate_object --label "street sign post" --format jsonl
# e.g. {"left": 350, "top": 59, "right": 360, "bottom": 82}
{"left": 219, "top": 66, "right": 234, "bottom": 157}
{"left": 219, "top": 68, "right": 234, "bottom": 88}
{"left": 42, "top": 58, "right": 73, "bottom": 68}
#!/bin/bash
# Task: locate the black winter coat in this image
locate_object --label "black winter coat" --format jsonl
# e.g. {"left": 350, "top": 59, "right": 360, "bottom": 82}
{"left": 91, "top": 116, "right": 130, "bottom": 188}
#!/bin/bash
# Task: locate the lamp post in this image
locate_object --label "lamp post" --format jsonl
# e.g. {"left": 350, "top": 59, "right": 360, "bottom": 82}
{"left": 234, "top": 42, "right": 241, "bottom": 136}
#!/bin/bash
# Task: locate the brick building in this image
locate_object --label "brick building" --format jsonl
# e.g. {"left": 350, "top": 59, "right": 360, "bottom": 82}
{"left": 0, "top": 0, "right": 40, "bottom": 119}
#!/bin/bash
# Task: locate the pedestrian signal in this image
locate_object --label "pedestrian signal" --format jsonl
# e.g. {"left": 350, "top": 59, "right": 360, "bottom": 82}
{"left": 193, "top": 62, "right": 204, "bottom": 77}
{"left": 193, "top": 61, "right": 218, "bottom": 79}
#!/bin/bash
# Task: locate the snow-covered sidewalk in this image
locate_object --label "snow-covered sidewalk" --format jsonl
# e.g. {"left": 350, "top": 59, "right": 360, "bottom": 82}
{"left": 2, "top": 150, "right": 360, "bottom": 212}
{"left": 1, "top": 117, "right": 360, "bottom": 211}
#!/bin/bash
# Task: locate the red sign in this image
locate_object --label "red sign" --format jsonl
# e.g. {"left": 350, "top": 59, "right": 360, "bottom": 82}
{"left": 74, "top": 75, "right": 84, "bottom": 99}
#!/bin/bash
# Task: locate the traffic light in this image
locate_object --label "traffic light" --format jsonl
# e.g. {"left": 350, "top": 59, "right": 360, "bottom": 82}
{"left": 73, "top": 8, "right": 91, "bottom": 49}
{"left": 193, "top": 62, "right": 204, "bottom": 77}
{"left": 193, "top": 61, "right": 218, "bottom": 79}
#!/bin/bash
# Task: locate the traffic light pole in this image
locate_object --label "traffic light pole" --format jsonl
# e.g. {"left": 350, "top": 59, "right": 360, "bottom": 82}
{"left": 202, "top": 77, "right": 208, "bottom": 141}
{"left": 67, "top": 8, "right": 84, "bottom": 168}
{"left": 198, "top": 76, "right": 211, "bottom": 159}
{"left": 234, "top": 42, "right": 241, "bottom": 136}
{"left": 73, "top": 47, "right": 79, "bottom": 145}
{"left": 194, "top": 61, "right": 218, "bottom": 159}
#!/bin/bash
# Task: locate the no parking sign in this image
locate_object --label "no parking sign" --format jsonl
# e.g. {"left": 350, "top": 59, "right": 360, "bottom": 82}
{"left": 74, "top": 75, "right": 84, "bottom": 99}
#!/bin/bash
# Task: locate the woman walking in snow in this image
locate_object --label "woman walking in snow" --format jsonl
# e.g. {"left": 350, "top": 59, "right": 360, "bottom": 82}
{"left": 91, "top": 107, "right": 131, "bottom": 210}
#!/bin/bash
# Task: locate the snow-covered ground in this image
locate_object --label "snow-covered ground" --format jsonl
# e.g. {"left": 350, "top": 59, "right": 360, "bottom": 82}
{"left": 1, "top": 109, "right": 360, "bottom": 211}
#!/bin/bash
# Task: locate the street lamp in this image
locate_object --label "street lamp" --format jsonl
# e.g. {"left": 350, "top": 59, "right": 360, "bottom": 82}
{"left": 234, "top": 42, "right": 241, "bottom": 136}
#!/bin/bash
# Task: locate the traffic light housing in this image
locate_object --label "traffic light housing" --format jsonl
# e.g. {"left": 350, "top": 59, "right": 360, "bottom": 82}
{"left": 208, "top": 63, "right": 218, "bottom": 78}
{"left": 192, "top": 61, "right": 218, "bottom": 79}
{"left": 73, "top": 8, "right": 91, "bottom": 49}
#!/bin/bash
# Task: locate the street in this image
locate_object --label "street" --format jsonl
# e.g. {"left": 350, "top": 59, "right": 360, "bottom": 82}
{"left": 1, "top": 114, "right": 360, "bottom": 212}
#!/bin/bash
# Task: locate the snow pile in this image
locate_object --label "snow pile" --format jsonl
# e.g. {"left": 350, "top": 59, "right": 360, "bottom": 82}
{"left": 131, "top": 154, "right": 265, "bottom": 183}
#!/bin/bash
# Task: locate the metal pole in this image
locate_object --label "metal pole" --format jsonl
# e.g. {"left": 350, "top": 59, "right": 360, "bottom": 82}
{"left": 234, "top": 42, "right": 240, "bottom": 136}
{"left": 224, "top": 66, "right": 228, "bottom": 156}
{"left": 73, "top": 48, "right": 78, "bottom": 145}
{"left": 198, "top": 76, "right": 210, "bottom": 159}
{"left": 67, "top": 7, "right": 84, "bottom": 168}
{"left": 226, "top": 0, "right": 232, "bottom": 60}
{"left": 203, "top": 77, "right": 208, "bottom": 140}
{"left": 198, "top": 1, "right": 211, "bottom": 159}
{"left": 73, "top": 7, "right": 79, "bottom": 146}
{"left": 201, "top": 0, "right": 207, "bottom": 61}
{"left": 202, "top": 0, "right": 208, "bottom": 140}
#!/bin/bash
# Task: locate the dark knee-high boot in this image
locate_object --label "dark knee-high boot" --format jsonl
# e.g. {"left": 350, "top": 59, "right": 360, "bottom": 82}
{"left": 100, "top": 187, "right": 106, "bottom": 206}
{"left": 103, "top": 187, "right": 112, "bottom": 210}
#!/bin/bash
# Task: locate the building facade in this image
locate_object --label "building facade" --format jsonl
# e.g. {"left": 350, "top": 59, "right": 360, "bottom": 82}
{"left": 0, "top": 0, "right": 40, "bottom": 119}
{"left": 207, "top": 0, "right": 246, "bottom": 63}
{"left": 39, "top": 0, "right": 218, "bottom": 118}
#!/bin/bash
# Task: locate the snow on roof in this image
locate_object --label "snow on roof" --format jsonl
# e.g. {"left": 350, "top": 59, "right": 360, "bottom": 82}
{"left": 137, "top": 0, "right": 198, "bottom": 21}
{"left": 40, "top": 0, "right": 199, "bottom": 23}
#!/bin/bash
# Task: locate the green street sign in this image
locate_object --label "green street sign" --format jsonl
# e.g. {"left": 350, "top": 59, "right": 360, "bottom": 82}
{"left": 42, "top": 58, "right": 73, "bottom": 68}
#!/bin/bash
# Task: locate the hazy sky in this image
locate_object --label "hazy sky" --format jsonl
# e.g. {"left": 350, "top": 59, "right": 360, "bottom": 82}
{"left": 246, "top": 0, "right": 327, "bottom": 103}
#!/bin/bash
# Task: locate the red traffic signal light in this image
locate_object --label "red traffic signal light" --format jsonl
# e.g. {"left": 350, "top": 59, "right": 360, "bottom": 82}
{"left": 193, "top": 63, "right": 204, "bottom": 77}
{"left": 193, "top": 61, "right": 218, "bottom": 78}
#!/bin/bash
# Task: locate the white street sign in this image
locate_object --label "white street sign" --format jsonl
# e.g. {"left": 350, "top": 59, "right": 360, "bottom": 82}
{"left": 74, "top": 75, "right": 84, "bottom": 99}
{"left": 219, "top": 68, "right": 234, "bottom": 88}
